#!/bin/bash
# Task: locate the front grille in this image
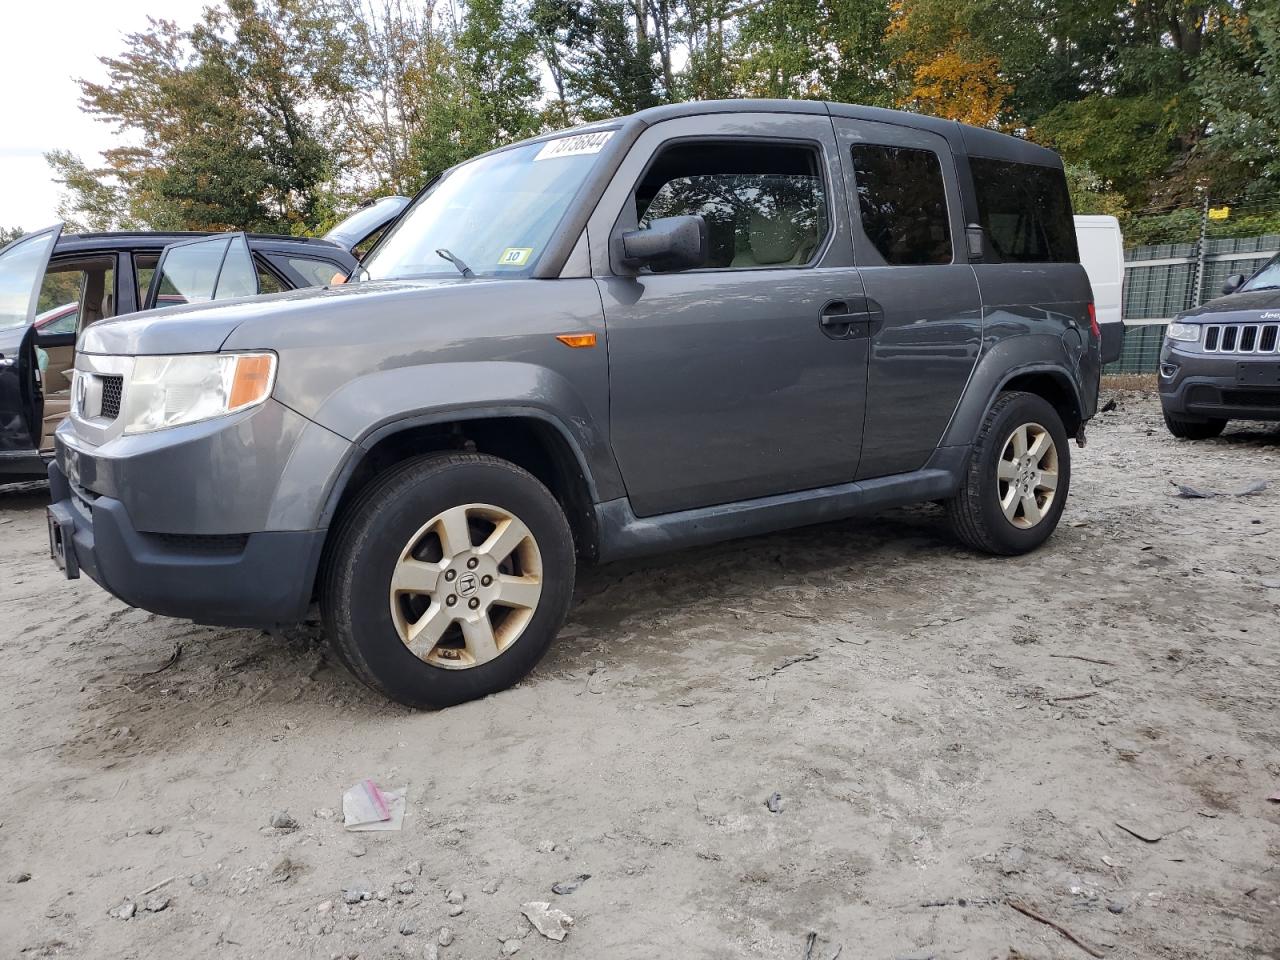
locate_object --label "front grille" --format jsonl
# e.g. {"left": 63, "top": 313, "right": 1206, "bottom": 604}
{"left": 99, "top": 375, "right": 123, "bottom": 419}
{"left": 1203, "top": 323, "right": 1280, "bottom": 354}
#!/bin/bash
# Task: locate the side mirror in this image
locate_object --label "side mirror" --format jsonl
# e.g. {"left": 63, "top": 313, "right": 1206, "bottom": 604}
{"left": 1222, "top": 273, "right": 1246, "bottom": 295}
{"left": 620, "top": 215, "right": 708, "bottom": 273}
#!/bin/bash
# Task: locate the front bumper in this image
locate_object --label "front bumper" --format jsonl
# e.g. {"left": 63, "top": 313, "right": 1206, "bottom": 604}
{"left": 48, "top": 459, "right": 326, "bottom": 627}
{"left": 1159, "top": 346, "right": 1280, "bottom": 422}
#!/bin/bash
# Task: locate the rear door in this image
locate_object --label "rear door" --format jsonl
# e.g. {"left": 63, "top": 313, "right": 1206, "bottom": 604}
{"left": 831, "top": 119, "right": 983, "bottom": 479}
{"left": 0, "top": 226, "right": 62, "bottom": 455}
{"left": 146, "top": 233, "right": 258, "bottom": 309}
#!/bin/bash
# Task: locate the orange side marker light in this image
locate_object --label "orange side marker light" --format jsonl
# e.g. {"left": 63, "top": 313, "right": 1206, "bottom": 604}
{"left": 229, "top": 354, "right": 275, "bottom": 410}
{"left": 555, "top": 333, "right": 597, "bottom": 348}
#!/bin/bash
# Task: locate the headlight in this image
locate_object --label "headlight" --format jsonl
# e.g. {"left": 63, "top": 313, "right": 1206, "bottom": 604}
{"left": 1166, "top": 322, "right": 1201, "bottom": 343}
{"left": 121, "top": 352, "right": 276, "bottom": 435}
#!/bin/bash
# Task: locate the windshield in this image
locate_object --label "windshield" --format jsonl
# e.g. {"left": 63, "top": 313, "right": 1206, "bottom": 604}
{"left": 361, "top": 133, "right": 612, "bottom": 280}
{"left": 1240, "top": 254, "right": 1280, "bottom": 292}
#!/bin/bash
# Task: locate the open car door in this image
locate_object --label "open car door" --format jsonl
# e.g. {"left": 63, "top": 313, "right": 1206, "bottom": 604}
{"left": 322, "top": 196, "right": 410, "bottom": 257}
{"left": 146, "top": 232, "right": 258, "bottom": 310}
{"left": 0, "top": 225, "right": 62, "bottom": 461}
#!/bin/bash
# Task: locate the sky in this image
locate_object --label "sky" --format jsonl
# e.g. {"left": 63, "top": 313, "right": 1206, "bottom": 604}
{"left": 0, "top": 0, "right": 208, "bottom": 232}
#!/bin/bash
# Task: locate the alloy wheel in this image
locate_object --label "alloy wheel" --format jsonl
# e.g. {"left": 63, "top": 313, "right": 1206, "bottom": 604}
{"left": 388, "top": 503, "right": 543, "bottom": 669}
{"left": 996, "top": 422, "right": 1059, "bottom": 529}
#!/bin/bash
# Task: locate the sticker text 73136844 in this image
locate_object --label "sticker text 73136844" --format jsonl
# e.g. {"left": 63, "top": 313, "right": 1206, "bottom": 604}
{"left": 533, "top": 131, "right": 614, "bottom": 162}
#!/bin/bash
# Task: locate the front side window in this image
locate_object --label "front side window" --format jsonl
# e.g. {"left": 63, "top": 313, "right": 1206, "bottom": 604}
{"left": 850, "top": 144, "right": 952, "bottom": 266}
{"left": 970, "top": 157, "right": 1078, "bottom": 263}
{"left": 362, "top": 132, "right": 612, "bottom": 280}
{"left": 634, "top": 141, "right": 829, "bottom": 270}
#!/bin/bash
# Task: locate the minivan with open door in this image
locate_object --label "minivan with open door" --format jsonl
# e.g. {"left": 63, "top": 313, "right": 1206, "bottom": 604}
{"left": 0, "top": 197, "right": 407, "bottom": 481}
{"left": 0, "top": 226, "right": 61, "bottom": 479}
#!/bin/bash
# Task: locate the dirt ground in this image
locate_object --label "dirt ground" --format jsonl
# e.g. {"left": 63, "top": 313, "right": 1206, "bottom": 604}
{"left": 2, "top": 388, "right": 1278, "bottom": 960}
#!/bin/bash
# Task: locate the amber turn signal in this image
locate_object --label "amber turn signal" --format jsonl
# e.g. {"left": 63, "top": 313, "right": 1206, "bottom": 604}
{"left": 555, "top": 333, "right": 597, "bottom": 348}
{"left": 229, "top": 354, "right": 277, "bottom": 410}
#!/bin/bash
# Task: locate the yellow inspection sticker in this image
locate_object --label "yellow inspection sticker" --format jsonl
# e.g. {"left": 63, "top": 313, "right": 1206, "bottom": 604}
{"left": 498, "top": 247, "right": 533, "bottom": 266}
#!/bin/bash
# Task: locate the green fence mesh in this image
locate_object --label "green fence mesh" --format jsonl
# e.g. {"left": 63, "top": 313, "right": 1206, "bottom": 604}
{"left": 1104, "top": 324, "right": 1167, "bottom": 376}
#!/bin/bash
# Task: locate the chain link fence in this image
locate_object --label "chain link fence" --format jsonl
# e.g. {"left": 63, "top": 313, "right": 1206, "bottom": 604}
{"left": 1110, "top": 195, "right": 1280, "bottom": 374}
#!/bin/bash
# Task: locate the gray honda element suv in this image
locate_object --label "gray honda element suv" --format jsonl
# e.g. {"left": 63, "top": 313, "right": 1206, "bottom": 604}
{"left": 45, "top": 100, "right": 1100, "bottom": 708}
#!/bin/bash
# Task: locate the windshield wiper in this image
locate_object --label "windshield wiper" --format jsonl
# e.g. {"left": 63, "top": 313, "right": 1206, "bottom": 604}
{"left": 435, "top": 248, "right": 475, "bottom": 278}
{"left": 1244, "top": 284, "right": 1280, "bottom": 291}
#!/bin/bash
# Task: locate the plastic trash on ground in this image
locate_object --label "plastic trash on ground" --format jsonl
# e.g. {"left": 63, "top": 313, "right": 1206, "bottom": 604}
{"left": 343, "top": 779, "right": 407, "bottom": 831}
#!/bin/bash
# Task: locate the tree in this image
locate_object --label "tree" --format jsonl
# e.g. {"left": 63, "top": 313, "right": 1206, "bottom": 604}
{"left": 734, "top": 0, "right": 893, "bottom": 104}
{"left": 46, "top": 150, "right": 136, "bottom": 232}
{"left": 676, "top": 0, "right": 735, "bottom": 100}
{"left": 561, "top": 0, "right": 668, "bottom": 117}
{"left": 411, "top": 0, "right": 544, "bottom": 180}
{"left": 886, "top": 0, "right": 1013, "bottom": 126}
{"left": 58, "top": 1, "right": 336, "bottom": 233}
{"left": 1195, "top": 4, "right": 1280, "bottom": 195}
{"left": 324, "top": 0, "right": 458, "bottom": 196}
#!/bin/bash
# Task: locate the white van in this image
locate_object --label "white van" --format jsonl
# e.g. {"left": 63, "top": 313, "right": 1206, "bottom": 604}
{"left": 1074, "top": 215, "right": 1125, "bottom": 364}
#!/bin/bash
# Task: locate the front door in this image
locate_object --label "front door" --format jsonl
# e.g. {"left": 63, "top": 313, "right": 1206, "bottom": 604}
{"left": 0, "top": 226, "right": 62, "bottom": 456}
{"left": 590, "top": 112, "right": 869, "bottom": 517}
{"left": 831, "top": 119, "right": 983, "bottom": 479}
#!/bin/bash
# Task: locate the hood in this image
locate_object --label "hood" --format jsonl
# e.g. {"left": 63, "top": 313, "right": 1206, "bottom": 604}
{"left": 1180, "top": 287, "right": 1280, "bottom": 321}
{"left": 78, "top": 277, "right": 491, "bottom": 356}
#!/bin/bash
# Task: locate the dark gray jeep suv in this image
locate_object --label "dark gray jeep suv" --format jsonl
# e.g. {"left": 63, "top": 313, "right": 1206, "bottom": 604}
{"left": 44, "top": 100, "right": 1100, "bottom": 708}
{"left": 1159, "top": 254, "right": 1280, "bottom": 438}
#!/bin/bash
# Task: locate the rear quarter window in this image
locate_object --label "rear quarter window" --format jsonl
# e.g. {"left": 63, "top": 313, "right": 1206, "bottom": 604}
{"left": 284, "top": 256, "right": 347, "bottom": 287}
{"left": 970, "top": 158, "right": 1078, "bottom": 263}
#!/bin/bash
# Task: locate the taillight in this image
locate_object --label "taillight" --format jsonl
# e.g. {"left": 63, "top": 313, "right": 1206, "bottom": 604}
{"left": 1087, "top": 302, "right": 1101, "bottom": 340}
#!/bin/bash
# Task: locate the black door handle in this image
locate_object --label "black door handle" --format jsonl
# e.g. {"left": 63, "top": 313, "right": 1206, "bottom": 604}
{"left": 819, "top": 299, "right": 871, "bottom": 339}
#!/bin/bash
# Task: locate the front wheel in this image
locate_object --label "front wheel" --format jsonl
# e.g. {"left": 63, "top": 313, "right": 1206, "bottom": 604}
{"left": 320, "top": 452, "right": 575, "bottom": 708}
{"left": 1162, "top": 410, "right": 1227, "bottom": 440}
{"left": 945, "top": 391, "right": 1071, "bottom": 556}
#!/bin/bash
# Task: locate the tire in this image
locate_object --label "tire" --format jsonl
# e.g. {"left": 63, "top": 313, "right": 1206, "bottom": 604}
{"left": 320, "top": 452, "right": 575, "bottom": 708}
{"left": 1162, "top": 410, "right": 1227, "bottom": 440}
{"left": 945, "top": 390, "right": 1071, "bottom": 556}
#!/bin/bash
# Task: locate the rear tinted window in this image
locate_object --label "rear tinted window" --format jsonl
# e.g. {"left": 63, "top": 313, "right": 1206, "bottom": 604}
{"left": 970, "top": 158, "right": 1078, "bottom": 263}
{"left": 850, "top": 144, "right": 952, "bottom": 265}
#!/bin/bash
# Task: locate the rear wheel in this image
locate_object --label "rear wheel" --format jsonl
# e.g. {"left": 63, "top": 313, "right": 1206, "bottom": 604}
{"left": 1162, "top": 410, "right": 1227, "bottom": 440}
{"left": 946, "top": 391, "right": 1071, "bottom": 556}
{"left": 320, "top": 452, "right": 575, "bottom": 708}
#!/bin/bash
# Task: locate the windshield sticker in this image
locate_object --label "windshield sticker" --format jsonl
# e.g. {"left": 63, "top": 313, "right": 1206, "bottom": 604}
{"left": 533, "top": 131, "right": 614, "bottom": 162}
{"left": 498, "top": 247, "right": 534, "bottom": 267}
